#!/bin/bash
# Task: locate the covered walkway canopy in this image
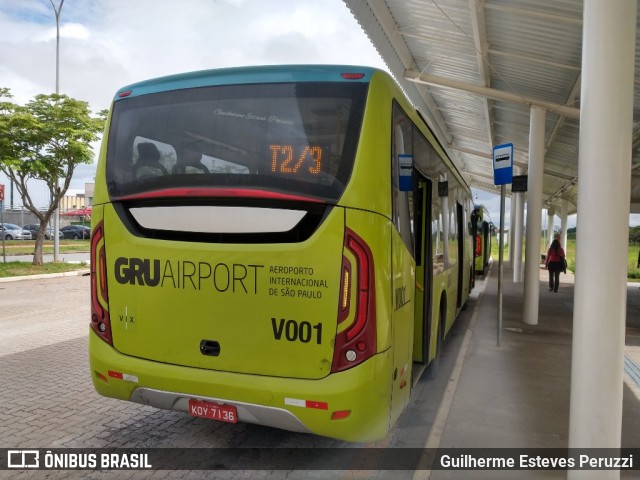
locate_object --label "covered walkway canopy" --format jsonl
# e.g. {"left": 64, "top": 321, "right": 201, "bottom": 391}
{"left": 344, "top": 1, "right": 638, "bottom": 478}
{"left": 344, "top": 0, "right": 640, "bottom": 213}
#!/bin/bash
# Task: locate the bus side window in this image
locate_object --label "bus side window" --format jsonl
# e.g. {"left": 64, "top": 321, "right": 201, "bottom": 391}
{"left": 391, "top": 103, "right": 414, "bottom": 254}
{"left": 448, "top": 187, "right": 457, "bottom": 266}
{"left": 432, "top": 190, "right": 444, "bottom": 275}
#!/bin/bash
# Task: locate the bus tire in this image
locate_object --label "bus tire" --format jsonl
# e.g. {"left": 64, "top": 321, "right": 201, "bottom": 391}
{"left": 439, "top": 294, "right": 447, "bottom": 348}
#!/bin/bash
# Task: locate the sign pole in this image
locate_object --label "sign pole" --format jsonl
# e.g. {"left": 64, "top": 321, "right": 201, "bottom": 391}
{"left": 493, "top": 143, "right": 513, "bottom": 347}
{"left": 1, "top": 199, "right": 5, "bottom": 263}
{"left": 0, "top": 184, "right": 5, "bottom": 263}
{"left": 498, "top": 184, "right": 506, "bottom": 346}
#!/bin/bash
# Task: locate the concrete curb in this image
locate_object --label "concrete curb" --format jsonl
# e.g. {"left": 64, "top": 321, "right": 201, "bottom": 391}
{"left": 0, "top": 269, "right": 90, "bottom": 283}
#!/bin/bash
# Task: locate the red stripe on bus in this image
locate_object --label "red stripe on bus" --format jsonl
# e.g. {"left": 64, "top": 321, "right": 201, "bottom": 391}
{"left": 114, "top": 188, "right": 323, "bottom": 203}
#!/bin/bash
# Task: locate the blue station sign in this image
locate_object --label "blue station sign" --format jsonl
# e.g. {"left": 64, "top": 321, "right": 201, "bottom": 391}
{"left": 493, "top": 143, "right": 513, "bottom": 185}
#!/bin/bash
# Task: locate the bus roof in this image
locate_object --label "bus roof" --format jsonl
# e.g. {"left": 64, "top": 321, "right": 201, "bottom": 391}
{"left": 114, "top": 65, "right": 380, "bottom": 101}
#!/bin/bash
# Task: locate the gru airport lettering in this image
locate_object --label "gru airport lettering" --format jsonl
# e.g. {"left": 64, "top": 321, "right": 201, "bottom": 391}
{"left": 114, "top": 257, "right": 264, "bottom": 293}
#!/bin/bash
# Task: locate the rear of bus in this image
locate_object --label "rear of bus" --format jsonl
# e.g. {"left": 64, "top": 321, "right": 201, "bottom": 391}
{"left": 89, "top": 66, "right": 395, "bottom": 442}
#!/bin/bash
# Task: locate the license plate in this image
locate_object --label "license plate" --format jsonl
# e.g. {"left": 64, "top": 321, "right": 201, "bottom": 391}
{"left": 188, "top": 399, "right": 238, "bottom": 424}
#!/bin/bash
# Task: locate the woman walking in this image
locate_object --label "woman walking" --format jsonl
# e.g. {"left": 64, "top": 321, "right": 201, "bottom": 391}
{"left": 545, "top": 238, "right": 566, "bottom": 292}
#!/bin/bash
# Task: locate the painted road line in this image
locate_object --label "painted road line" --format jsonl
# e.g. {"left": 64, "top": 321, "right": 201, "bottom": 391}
{"left": 624, "top": 354, "right": 640, "bottom": 387}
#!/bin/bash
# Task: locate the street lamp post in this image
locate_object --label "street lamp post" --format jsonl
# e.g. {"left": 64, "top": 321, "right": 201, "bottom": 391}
{"left": 50, "top": 0, "right": 64, "bottom": 261}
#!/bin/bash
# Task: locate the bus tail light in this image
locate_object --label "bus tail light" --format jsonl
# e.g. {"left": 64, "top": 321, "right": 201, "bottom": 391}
{"left": 331, "top": 410, "right": 351, "bottom": 420}
{"left": 341, "top": 73, "right": 366, "bottom": 80}
{"left": 338, "top": 258, "right": 352, "bottom": 323}
{"left": 332, "top": 228, "right": 376, "bottom": 372}
{"left": 90, "top": 222, "right": 113, "bottom": 345}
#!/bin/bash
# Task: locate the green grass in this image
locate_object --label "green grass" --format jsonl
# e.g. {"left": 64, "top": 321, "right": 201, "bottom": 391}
{"left": 493, "top": 237, "right": 640, "bottom": 282}
{"left": 627, "top": 244, "right": 640, "bottom": 280}
{"left": 0, "top": 261, "right": 88, "bottom": 278}
{"left": 0, "top": 240, "right": 90, "bottom": 277}
{"left": 0, "top": 239, "right": 90, "bottom": 256}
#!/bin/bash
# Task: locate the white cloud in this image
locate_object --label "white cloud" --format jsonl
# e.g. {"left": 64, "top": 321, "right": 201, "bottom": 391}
{"left": 32, "top": 22, "right": 91, "bottom": 42}
{"left": 1, "top": 0, "right": 385, "bottom": 108}
{"left": 60, "top": 22, "right": 91, "bottom": 40}
{"left": 1, "top": 0, "right": 387, "bottom": 197}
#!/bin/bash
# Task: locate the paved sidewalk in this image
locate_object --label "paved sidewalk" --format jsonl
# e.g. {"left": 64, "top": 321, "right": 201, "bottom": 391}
{"left": 429, "top": 262, "right": 640, "bottom": 479}
{"left": 2, "top": 261, "right": 639, "bottom": 479}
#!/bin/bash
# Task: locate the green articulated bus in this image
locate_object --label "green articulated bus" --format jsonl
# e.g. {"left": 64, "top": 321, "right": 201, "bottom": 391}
{"left": 89, "top": 65, "right": 474, "bottom": 442}
{"left": 472, "top": 205, "right": 492, "bottom": 276}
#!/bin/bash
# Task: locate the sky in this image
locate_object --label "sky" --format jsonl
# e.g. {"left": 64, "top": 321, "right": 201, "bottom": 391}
{"left": 0, "top": 0, "right": 569, "bottom": 229}
{"left": 0, "top": 0, "right": 392, "bottom": 205}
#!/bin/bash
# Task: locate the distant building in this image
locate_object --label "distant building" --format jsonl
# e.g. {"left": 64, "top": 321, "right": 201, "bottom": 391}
{"left": 60, "top": 194, "right": 87, "bottom": 211}
{"left": 85, "top": 183, "right": 94, "bottom": 206}
{"left": 1, "top": 180, "right": 95, "bottom": 226}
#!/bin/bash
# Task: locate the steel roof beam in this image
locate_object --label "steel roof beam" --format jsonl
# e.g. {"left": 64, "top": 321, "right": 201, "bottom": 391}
{"left": 468, "top": 0, "right": 494, "bottom": 147}
{"left": 405, "top": 70, "right": 581, "bottom": 119}
{"left": 354, "top": 0, "right": 455, "bottom": 146}
{"left": 483, "top": 2, "right": 582, "bottom": 26}
{"left": 365, "top": 0, "right": 414, "bottom": 70}
{"left": 545, "top": 74, "right": 582, "bottom": 152}
{"left": 488, "top": 49, "right": 581, "bottom": 72}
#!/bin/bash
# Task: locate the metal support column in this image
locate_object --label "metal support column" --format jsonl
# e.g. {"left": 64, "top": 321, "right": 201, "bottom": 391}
{"left": 512, "top": 189, "right": 524, "bottom": 283}
{"left": 509, "top": 194, "right": 516, "bottom": 266}
{"left": 523, "top": 106, "right": 545, "bottom": 326}
{"left": 560, "top": 198, "right": 569, "bottom": 250}
{"left": 546, "top": 208, "right": 555, "bottom": 249}
{"left": 568, "top": 0, "right": 636, "bottom": 474}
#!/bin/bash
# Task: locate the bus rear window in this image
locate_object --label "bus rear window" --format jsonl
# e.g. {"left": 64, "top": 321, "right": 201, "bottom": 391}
{"left": 106, "top": 82, "right": 368, "bottom": 202}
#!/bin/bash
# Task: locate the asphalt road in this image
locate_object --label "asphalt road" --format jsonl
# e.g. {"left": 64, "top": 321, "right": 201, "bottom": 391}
{"left": 0, "top": 273, "right": 475, "bottom": 479}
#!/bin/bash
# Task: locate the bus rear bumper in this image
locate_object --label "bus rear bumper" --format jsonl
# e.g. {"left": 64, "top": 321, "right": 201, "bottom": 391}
{"left": 129, "top": 386, "right": 312, "bottom": 434}
{"left": 89, "top": 329, "right": 393, "bottom": 442}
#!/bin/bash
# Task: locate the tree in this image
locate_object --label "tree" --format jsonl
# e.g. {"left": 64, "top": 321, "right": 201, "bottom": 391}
{"left": 630, "top": 225, "right": 640, "bottom": 245}
{"left": 0, "top": 88, "right": 106, "bottom": 265}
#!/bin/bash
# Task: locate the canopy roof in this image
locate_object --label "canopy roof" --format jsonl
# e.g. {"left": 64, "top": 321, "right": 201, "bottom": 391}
{"left": 344, "top": 0, "right": 640, "bottom": 214}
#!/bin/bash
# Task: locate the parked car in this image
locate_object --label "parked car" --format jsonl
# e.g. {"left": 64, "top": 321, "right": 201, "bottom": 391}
{"left": 60, "top": 225, "right": 91, "bottom": 240}
{"left": 1, "top": 223, "right": 32, "bottom": 240}
{"left": 23, "top": 224, "right": 64, "bottom": 240}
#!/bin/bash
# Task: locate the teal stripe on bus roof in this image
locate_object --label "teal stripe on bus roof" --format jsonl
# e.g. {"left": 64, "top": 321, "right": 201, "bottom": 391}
{"left": 114, "top": 65, "right": 377, "bottom": 100}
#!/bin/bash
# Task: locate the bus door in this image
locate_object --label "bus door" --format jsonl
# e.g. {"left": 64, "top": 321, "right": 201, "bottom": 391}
{"left": 470, "top": 210, "right": 478, "bottom": 285}
{"left": 456, "top": 202, "right": 464, "bottom": 309}
{"left": 412, "top": 175, "right": 433, "bottom": 365}
{"left": 483, "top": 222, "right": 491, "bottom": 271}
